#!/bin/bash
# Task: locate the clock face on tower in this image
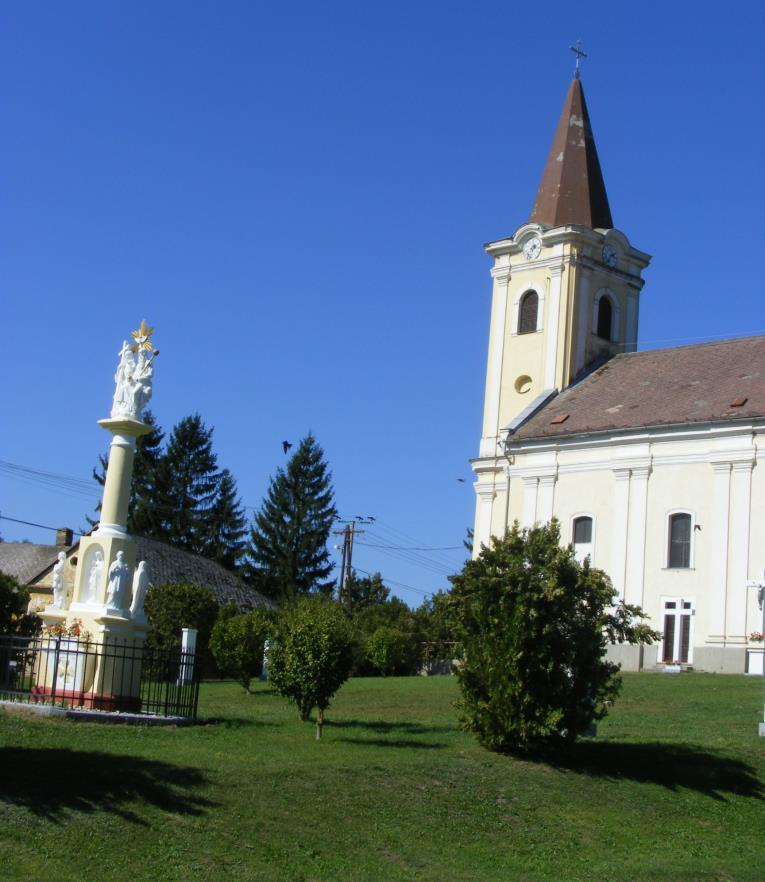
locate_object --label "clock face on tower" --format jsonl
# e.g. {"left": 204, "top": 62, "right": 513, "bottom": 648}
{"left": 602, "top": 244, "right": 618, "bottom": 267}
{"left": 523, "top": 237, "right": 541, "bottom": 261}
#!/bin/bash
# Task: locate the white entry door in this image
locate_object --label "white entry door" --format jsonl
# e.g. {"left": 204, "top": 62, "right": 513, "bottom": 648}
{"left": 660, "top": 597, "right": 695, "bottom": 664}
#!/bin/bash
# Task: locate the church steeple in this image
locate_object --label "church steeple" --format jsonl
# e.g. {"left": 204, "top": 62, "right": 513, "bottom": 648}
{"left": 529, "top": 78, "right": 613, "bottom": 229}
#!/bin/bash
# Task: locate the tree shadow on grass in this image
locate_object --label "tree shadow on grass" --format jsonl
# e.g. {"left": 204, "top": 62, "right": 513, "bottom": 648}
{"left": 328, "top": 719, "right": 454, "bottom": 735}
{"left": 200, "top": 716, "right": 278, "bottom": 729}
{"left": 338, "top": 737, "right": 446, "bottom": 750}
{"left": 546, "top": 741, "right": 764, "bottom": 802}
{"left": 0, "top": 747, "right": 217, "bottom": 824}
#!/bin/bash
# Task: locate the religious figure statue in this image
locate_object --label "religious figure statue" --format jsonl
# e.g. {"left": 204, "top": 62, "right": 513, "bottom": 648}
{"left": 106, "top": 551, "right": 131, "bottom": 610}
{"left": 111, "top": 341, "right": 134, "bottom": 418}
{"left": 110, "top": 321, "right": 157, "bottom": 421}
{"left": 51, "top": 551, "right": 67, "bottom": 609}
{"left": 85, "top": 548, "right": 104, "bottom": 603}
{"left": 129, "top": 347, "right": 153, "bottom": 416}
{"left": 130, "top": 560, "right": 151, "bottom": 619}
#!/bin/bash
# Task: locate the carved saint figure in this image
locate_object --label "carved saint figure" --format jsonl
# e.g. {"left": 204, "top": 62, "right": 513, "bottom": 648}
{"left": 85, "top": 548, "right": 104, "bottom": 603}
{"left": 106, "top": 551, "right": 131, "bottom": 610}
{"left": 111, "top": 342, "right": 134, "bottom": 418}
{"left": 51, "top": 551, "right": 67, "bottom": 609}
{"left": 130, "top": 560, "right": 150, "bottom": 619}
{"left": 129, "top": 348, "right": 153, "bottom": 417}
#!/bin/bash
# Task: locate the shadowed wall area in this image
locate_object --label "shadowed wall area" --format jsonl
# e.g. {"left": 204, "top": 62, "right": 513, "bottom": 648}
{"left": 0, "top": 747, "right": 216, "bottom": 823}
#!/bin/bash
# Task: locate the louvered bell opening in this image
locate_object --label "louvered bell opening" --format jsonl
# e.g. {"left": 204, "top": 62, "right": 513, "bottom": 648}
{"left": 518, "top": 291, "right": 538, "bottom": 334}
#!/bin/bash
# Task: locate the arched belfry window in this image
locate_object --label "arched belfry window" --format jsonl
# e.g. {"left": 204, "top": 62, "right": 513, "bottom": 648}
{"left": 518, "top": 291, "right": 538, "bottom": 335}
{"left": 596, "top": 296, "right": 613, "bottom": 340}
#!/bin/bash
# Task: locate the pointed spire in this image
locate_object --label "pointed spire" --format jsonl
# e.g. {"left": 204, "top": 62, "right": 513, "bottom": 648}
{"left": 529, "top": 78, "right": 613, "bottom": 229}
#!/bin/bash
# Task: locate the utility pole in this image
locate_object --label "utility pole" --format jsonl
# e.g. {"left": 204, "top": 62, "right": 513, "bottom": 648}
{"left": 333, "top": 517, "right": 373, "bottom": 613}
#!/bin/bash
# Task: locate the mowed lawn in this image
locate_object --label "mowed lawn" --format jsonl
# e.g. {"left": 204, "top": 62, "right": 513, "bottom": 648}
{"left": 1, "top": 673, "right": 764, "bottom": 882}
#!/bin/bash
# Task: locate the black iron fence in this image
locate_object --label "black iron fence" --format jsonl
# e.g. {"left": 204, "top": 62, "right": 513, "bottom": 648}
{"left": 0, "top": 634, "right": 200, "bottom": 719}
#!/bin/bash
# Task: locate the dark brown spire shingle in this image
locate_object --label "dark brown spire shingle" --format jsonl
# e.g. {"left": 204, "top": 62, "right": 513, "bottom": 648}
{"left": 530, "top": 79, "right": 613, "bottom": 229}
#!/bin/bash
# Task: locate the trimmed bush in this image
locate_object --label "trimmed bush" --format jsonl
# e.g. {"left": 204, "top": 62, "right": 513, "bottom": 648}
{"left": 449, "top": 520, "right": 659, "bottom": 755}
{"left": 210, "top": 609, "right": 272, "bottom": 692}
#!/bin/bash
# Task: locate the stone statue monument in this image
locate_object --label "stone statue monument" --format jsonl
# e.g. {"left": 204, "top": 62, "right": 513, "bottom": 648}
{"left": 110, "top": 320, "right": 158, "bottom": 421}
{"left": 85, "top": 548, "right": 104, "bottom": 603}
{"left": 106, "top": 551, "right": 131, "bottom": 610}
{"left": 130, "top": 560, "right": 150, "bottom": 620}
{"left": 51, "top": 551, "right": 67, "bottom": 609}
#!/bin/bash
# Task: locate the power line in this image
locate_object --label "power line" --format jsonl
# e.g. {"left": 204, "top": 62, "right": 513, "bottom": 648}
{"left": 353, "top": 566, "right": 432, "bottom": 598}
{"left": 0, "top": 514, "right": 86, "bottom": 537}
{"left": 357, "top": 542, "right": 463, "bottom": 551}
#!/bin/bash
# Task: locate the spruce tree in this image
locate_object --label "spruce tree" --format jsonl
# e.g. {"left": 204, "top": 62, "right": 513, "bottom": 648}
{"left": 245, "top": 433, "right": 337, "bottom": 603}
{"left": 153, "top": 413, "right": 220, "bottom": 554}
{"left": 204, "top": 468, "right": 248, "bottom": 571}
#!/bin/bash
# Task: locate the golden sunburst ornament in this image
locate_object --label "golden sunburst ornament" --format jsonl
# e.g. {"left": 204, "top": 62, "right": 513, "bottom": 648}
{"left": 131, "top": 319, "right": 155, "bottom": 353}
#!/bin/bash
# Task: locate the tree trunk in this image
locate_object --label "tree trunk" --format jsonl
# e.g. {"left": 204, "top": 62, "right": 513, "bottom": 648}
{"left": 316, "top": 707, "right": 324, "bottom": 740}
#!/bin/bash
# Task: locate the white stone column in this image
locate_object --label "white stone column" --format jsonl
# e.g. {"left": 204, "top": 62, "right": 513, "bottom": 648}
{"left": 708, "top": 462, "right": 732, "bottom": 639}
{"left": 483, "top": 264, "right": 511, "bottom": 452}
{"left": 474, "top": 484, "right": 496, "bottom": 554}
{"left": 611, "top": 469, "right": 631, "bottom": 600}
{"left": 573, "top": 267, "right": 593, "bottom": 376}
{"left": 728, "top": 461, "right": 753, "bottom": 638}
{"left": 521, "top": 477, "right": 538, "bottom": 529}
{"left": 625, "top": 289, "right": 640, "bottom": 353}
{"left": 543, "top": 264, "right": 564, "bottom": 389}
{"left": 624, "top": 465, "right": 650, "bottom": 607}
{"left": 536, "top": 475, "right": 556, "bottom": 525}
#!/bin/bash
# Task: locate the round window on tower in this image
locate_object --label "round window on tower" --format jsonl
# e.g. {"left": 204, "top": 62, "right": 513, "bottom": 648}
{"left": 514, "top": 375, "right": 533, "bottom": 394}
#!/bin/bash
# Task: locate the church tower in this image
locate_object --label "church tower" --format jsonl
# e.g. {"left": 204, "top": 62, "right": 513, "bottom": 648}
{"left": 473, "top": 73, "right": 651, "bottom": 544}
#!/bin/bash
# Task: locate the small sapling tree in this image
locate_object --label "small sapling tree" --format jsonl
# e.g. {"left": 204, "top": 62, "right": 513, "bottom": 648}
{"left": 449, "top": 520, "right": 659, "bottom": 755}
{"left": 209, "top": 608, "right": 272, "bottom": 692}
{"left": 268, "top": 597, "right": 354, "bottom": 739}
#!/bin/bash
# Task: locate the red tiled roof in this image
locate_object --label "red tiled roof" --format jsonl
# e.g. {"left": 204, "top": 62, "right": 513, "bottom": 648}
{"left": 511, "top": 336, "right": 765, "bottom": 441}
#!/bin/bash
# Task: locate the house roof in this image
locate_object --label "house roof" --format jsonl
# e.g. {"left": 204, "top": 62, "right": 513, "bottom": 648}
{"left": 529, "top": 78, "right": 613, "bottom": 230}
{"left": 1, "top": 535, "right": 273, "bottom": 610}
{"left": 510, "top": 336, "right": 765, "bottom": 442}
{"left": 0, "top": 543, "right": 69, "bottom": 585}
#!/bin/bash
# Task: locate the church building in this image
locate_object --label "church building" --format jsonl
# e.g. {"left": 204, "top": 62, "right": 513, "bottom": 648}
{"left": 471, "top": 74, "right": 765, "bottom": 674}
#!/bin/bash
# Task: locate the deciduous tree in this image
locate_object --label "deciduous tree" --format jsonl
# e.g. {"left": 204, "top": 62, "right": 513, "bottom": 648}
{"left": 268, "top": 597, "right": 354, "bottom": 739}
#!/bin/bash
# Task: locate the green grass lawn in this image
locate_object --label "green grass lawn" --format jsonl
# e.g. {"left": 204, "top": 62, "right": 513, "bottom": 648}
{"left": 1, "top": 673, "right": 764, "bottom": 882}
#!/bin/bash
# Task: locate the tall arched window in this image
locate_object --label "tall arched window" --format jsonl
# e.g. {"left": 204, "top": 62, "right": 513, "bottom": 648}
{"left": 596, "top": 296, "right": 612, "bottom": 340}
{"left": 572, "top": 516, "right": 593, "bottom": 564}
{"left": 667, "top": 513, "right": 692, "bottom": 568}
{"left": 518, "top": 291, "right": 538, "bottom": 335}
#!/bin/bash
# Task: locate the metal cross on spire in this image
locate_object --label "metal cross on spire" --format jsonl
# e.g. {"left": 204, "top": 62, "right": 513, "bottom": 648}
{"left": 570, "top": 40, "right": 587, "bottom": 79}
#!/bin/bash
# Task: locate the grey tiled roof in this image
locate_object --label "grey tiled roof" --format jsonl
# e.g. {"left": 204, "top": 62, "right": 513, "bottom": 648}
{"left": 1, "top": 537, "right": 273, "bottom": 611}
{"left": 511, "top": 336, "right": 765, "bottom": 442}
{"left": 133, "top": 536, "right": 274, "bottom": 610}
{"left": 0, "top": 543, "right": 68, "bottom": 585}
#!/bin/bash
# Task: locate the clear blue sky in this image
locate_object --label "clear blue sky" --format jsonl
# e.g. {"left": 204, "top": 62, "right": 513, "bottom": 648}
{"left": 2, "top": 1, "right": 764, "bottom": 604}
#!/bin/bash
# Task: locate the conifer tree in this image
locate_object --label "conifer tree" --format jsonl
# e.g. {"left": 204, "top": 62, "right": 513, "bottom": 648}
{"left": 204, "top": 468, "right": 248, "bottom": 571}
{"left": 153, "top": 413, "right": 220, "bottom": 554}
{"left": 245, "top": 433, "right": 337, "bottom": 603}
